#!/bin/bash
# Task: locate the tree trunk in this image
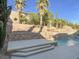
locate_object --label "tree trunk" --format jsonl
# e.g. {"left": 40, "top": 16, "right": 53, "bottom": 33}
{"left": 40, "top": 15, "right": 43, "bottom": 27}
{"left": 56, "top": 22, "right": 58, "bottom": 28}
{"left": 60, "top": 23, "right": 62, "bottom": 28}
{"left": 17, "top": 9, "right": 21, "bottom": 24}
{"left": 18, "top": 11, "right": 20, "bottom": 23}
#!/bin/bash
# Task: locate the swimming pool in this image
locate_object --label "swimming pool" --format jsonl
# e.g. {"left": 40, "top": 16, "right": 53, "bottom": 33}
{"left": 57, "top": 36, "right": 79, "bottom": 46}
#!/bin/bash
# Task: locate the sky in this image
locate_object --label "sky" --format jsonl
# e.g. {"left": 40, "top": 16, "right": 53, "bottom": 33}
{"left": 7, "top": 0, "right": 79, "bottom": 24}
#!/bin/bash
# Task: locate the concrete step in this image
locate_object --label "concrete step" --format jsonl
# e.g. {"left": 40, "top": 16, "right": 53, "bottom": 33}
{"left": 7, "top": 39, "right": 57, "bottom": 58}
{"left": 7, "top": 42, "right": 53, "bottom": 52}
{"left": 8, "top": 45, "right": 54, "bottom": 57}
{"left": 8, "top": 39, "right": 51, "bottom": 51}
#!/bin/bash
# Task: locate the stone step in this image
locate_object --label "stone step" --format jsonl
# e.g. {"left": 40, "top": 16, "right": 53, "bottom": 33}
{"left": 10, "top": 32, "right": 45, "bottom": 41}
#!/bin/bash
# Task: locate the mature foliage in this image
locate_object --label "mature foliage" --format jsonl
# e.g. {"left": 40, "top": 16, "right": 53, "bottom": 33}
{"left": 37, "top": 0, "right": 49, "bottom": 26}
{"left": 15, "top": 0, "right": 25, "bottom": 23}
{"left": 0, "top": 0, "right": 8, "bottom": 49}
{"left": 15, "top": 0, "right": 25, "bottom": 11}
{"left": 14, "top": 0, "right": 79, "bottom": 29}
{"left": 19, "top": 12, "right": 40, "bottom": 25}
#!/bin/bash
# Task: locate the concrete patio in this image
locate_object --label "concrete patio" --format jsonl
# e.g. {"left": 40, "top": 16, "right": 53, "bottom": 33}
{"left": 5, "top": 39, "right": 79, "bottom": 59}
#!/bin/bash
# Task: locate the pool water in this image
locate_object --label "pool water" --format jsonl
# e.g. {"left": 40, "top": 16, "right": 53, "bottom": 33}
{"left": 57, "top": 37, "right": 79, "bottom": 46}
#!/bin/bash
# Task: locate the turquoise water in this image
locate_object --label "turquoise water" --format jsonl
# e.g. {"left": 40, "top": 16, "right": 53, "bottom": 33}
{"left": 57, "top": 37, "right": 79, "bottom": 46}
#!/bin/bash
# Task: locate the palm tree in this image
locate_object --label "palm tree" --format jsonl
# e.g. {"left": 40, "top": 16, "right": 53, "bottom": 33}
{"left": 37, "top": 0, "right": 49, "bottom": 27}
{"left": 58, "top": 19, "right": 62, "bottom": 28}
{"left": 52, "top": 19, "right": 55, "bottom": 27}
{"left": 15, "top": 0, "right": 25, "bottom": 23}
{"left": 59, "top": 19, "right": 64, "bottom": 28}
{"left": 55, "top": 13, "right": 59, "bottom": 28}
{"left": 55, "top": 19, "right": 59, "bottom": 28}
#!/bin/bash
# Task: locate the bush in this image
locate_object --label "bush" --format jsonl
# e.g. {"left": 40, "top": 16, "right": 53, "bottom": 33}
{"left": 0, "top": 21, "right": 4, "bottom": 49}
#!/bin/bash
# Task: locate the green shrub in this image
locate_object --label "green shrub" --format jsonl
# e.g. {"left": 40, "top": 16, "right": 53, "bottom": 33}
{"left": 0, "top": 21, "right": 4, "bottom": 49}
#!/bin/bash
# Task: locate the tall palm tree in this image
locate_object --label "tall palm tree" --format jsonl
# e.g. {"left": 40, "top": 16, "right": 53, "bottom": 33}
{"left": 15, "top": 0, "right": 25, "bottom": 23}
{"left": 38, "top": 0, "right": 49, "bottom": 27}
{"left": 55, "top": 19, "right": 59, "bottom": 28}
{"left": 59, "top": 19, "right": 61, "bottom": 28}
{"left": 59, "top": 19, "right": 64, "bottom": 28}
{"left": 55, "top": 13, "right": 59, "bottom": 28}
